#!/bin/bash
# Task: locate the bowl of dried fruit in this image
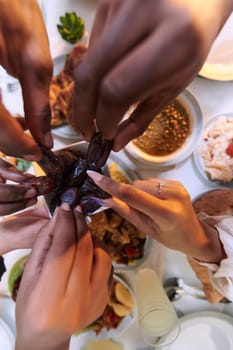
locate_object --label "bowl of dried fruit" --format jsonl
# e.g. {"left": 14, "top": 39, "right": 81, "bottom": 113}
{"left": 125, "top": 89, "right": 203, "bottom": 167}
{"left": 33, "top": 140, "right": 153, "bottom": 270}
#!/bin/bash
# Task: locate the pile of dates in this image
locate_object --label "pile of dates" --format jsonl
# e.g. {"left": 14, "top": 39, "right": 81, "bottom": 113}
{"left": 22, "top": 132, "right": 113, "bottom": 216}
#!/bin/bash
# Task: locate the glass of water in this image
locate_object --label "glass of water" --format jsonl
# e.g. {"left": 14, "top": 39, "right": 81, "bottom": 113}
{"left": 136, "top": 268, "right": 180, "bottom": 348}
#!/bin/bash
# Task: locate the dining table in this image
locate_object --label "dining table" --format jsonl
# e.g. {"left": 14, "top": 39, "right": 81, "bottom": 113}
{"left": 1, "top": 2, "right": 233, "bottom": 348}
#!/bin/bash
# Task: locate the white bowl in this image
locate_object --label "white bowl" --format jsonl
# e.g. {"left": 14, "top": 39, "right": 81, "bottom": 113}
{"left": 193, "top": 113, "right": 233, "bottom": 186}
{"left": 125, "top": 89, "right": 203, "bottom": 167}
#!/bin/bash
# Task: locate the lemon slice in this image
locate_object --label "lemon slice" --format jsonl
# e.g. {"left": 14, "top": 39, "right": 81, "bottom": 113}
{"left": 115, "top": 282, "right": 135, "bottom": 308}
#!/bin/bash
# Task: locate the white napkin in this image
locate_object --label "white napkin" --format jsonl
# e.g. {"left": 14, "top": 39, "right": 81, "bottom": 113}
{"left": 40, "top": 0, "right": 98, "bottom": 58}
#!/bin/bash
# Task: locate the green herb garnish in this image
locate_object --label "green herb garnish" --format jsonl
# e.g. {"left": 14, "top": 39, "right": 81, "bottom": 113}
{"left": 16, "top": 158, "right": 31, "bottom": 172}
{"left": 57, "top": 12, "right": 85, "bottom": 44}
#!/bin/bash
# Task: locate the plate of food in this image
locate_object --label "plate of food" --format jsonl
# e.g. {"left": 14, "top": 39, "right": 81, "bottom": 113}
{"left": 193, "top": 114, "right": 233, "bottom": 186}
{"left": 0, "top": 249, "right": 31, "bottom": 299}
{"left": 50, "top": 44, "right": 87, "bottom": 140}
{"left": 192, "top": 188, "right": 233, "bottom": 217}
{"left": 69, "top": 275, "right": 136, "bottom": 348}
{"left": 0, "top": 152, "right": 32, "bottom": 173}
{"left": 34, "top": 140, "right": 152, "bottom": 270}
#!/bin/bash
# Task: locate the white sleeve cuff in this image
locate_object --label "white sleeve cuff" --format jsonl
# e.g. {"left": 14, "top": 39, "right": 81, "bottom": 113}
{"left": 195, "top": 214, "right": 233, "bottom": 301}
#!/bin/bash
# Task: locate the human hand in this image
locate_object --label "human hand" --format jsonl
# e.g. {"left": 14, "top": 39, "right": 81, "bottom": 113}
{"left": 0, "top": 206, "right": 49, "bottom": 255}
{"left": 0, "top": 0, "right": 53, "bottom": 158}
{"left": 72, "top": 0, "right": 232, "bottom": 150}
{"left": 88, "top": 171, "right": 225, "bottom": 264}
{"left": 15, "top": 204, "right": 112, "bottom": 350}
{"left": 0, "top": 158, "right": 38, "bottom": 216}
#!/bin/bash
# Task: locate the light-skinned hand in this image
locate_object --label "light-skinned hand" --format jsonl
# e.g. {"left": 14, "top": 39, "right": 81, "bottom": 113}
{"left": 88, "top": 171, "right": 225, "bottom": 264}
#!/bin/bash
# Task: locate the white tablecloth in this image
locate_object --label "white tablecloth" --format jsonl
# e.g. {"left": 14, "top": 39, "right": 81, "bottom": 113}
{"left": 1, "top": 1, "right": 233, "bottom": 348}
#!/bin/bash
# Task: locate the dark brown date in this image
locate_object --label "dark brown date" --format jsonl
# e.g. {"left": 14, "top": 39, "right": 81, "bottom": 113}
{"left": 87, "top": 132, "right": 113, "bottom": 169}
{"left": 34, "top": 136, "right": 112, "bottom": 215}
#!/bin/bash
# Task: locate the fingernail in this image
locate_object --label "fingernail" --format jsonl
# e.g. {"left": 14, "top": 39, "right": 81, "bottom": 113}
{"left": 25, "top": 187, "right": 37, "bottom": 199}
{"left": 61, "top": 202, "right": 70, "bottom": 211}
{"left": 90, "top": 196, "right": 111, "bottom": 207}
{"left": 44, "top": 132, "right": 53, "bottom": 149}
{"left": 87, "top": 170, "right": 103, "bottom": 183}
{"left": 85, "top": 215, "right": 92, "bottom": 224}
{"left": 75, "top": 205, "right": 82, "bottom": 213}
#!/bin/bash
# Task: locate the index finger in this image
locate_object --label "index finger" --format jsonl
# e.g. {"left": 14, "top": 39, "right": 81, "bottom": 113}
{"left": 87, "top": 171, "right": 168, "bottom": 218}
{"left": 21, "top": 205, "right": 76, "bottom": 293}
{"left": 67, "top": 208, "right": 94, "bottom": 294}
{"left": 0, "top": 104, "right": 41, "bottom": 160}
{"left": 20, "top": 64, "right": 53, "bottom": 149}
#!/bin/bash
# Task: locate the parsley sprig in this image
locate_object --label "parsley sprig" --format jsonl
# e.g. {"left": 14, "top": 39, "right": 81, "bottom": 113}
{"left": 57, "top": 12, "right": 85, "bottom": 44}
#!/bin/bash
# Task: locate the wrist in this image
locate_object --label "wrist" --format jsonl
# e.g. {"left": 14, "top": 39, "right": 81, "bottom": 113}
{"left": 189, "top": 220, "right": 226, "bottom": 264}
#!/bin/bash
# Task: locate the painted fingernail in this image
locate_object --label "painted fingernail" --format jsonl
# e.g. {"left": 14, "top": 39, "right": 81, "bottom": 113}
{"left": 85, "top": 215, "right": 92, "bottom": 224}
{"left": 87, "top": 170, "right": 103, "bottom": 183}
{"left": 25, "top": 187, "right": 37, "bottom": 199}
{"left": 75, "top": 205, "right": 82, "bottom": 213}
{"left": 90, "top": 196, "right": 111, "bottom": 207}
{"left": 61, "top": 202, "right": 71, "bottom": 211}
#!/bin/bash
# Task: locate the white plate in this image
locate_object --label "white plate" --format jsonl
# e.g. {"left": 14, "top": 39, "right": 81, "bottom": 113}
{"left": 0, "top": 317, "right": 15, "bottom": 350}
{"left": 52, "top": 124, "right": 84, "bottom": 141}
{"left": 51, "top": 53, "right": 84, "bottom": 141}
{"left": 42, "top": 0, "right": 96, "bottom": 59}
{"left": 199, "top": 14, "right": 233, "bottom": 81}
{"left": 69, "top": 275, "right": 137, "bottom": 349}
{"left": 193, "top": 114, "right": 233, "bottom": 187}
{"left": 165, "top": 311, "right": 233, "bottom": 350}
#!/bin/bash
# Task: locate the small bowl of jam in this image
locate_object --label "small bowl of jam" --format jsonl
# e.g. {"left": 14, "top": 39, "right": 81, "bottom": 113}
{"left": 125, "top": 89, "right": 203, "bottom": 167}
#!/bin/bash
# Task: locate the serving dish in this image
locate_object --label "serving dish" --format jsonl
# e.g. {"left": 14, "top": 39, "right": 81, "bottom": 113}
{"left": 192, "top": 188, "right": 233, "bottom": 217}
{"left": 50, "top": 45, "right": 88, "bottom": 135}
{"left": 193, "top": 114, "right": 233, "bottom": 187}
{"left": 124, "top": 89, "right": 203, "bottom": 167}
{"left": 34, "top": 141, "right": 152, "bottom": 270}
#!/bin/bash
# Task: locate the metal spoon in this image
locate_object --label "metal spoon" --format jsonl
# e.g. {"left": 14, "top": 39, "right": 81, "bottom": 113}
{"left": 165, "top": 285, "right": 206, "bottom": 301}
{"left": 164, "top": 277, "right": 206, "bottom": 301}
{"left": 164, "top": 277, "right": 231, "bottom": 303}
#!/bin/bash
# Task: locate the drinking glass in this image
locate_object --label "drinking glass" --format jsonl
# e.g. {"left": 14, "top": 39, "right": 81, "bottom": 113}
{"left": 135, "top": 268, "right": 180, "bottom": 348}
